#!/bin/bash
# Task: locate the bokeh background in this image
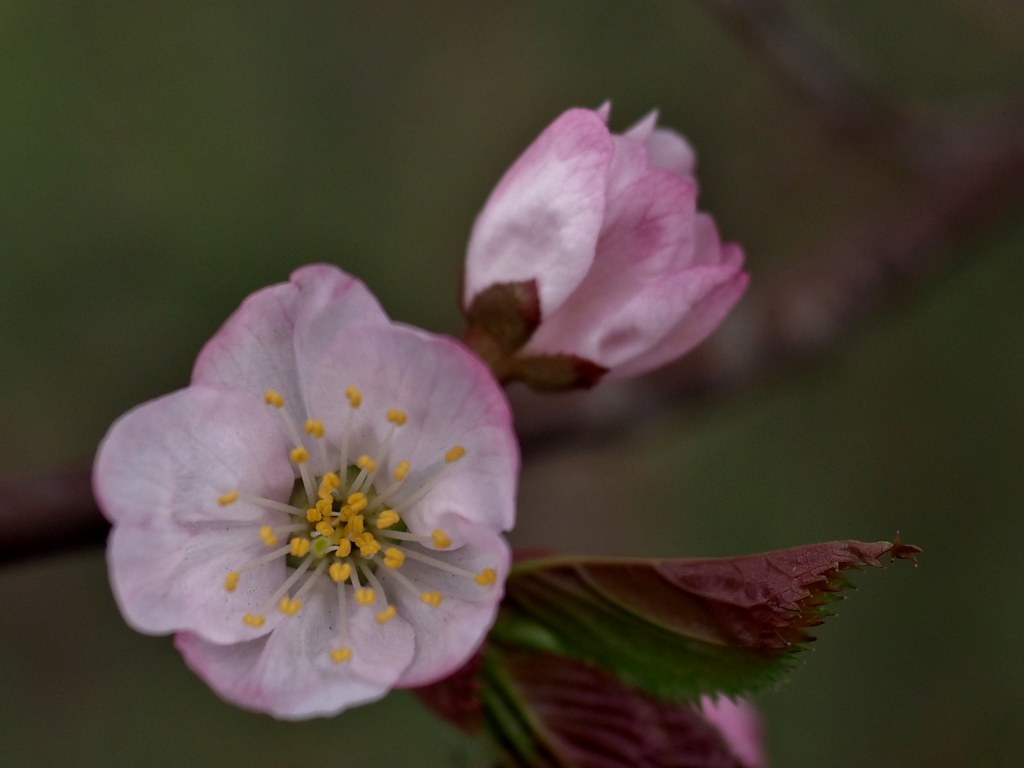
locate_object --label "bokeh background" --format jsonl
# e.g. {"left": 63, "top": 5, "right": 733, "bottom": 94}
{"left": 2, "top": 1, "right": 1022, "bottom": 765}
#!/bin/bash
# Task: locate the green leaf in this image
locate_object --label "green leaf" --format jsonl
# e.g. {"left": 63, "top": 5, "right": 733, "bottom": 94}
{"left": 493, "top": 538, "right": 920, "bottom": 701}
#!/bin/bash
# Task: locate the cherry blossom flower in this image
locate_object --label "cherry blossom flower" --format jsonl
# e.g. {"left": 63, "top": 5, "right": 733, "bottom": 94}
{"left": 93, "top": 265, "right": 518, "bottom": 719}
{"left": 463, "top": 104, "right": 748, "bottom": 383}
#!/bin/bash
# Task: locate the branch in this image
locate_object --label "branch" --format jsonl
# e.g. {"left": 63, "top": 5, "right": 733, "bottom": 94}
{"left": 0, "top": 468, "right": 107, "bottom": 565}
{"left": 692, "top": 0, "right": 934, "bottom": 167}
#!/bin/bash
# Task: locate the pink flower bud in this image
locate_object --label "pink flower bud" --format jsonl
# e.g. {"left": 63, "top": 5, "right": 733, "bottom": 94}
{"left": 464, "top": 105, "right": 748, "bottom": 386}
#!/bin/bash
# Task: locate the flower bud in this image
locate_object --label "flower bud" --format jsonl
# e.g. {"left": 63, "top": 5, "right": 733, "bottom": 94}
{"left": 464, "top": 104, "right": 748, "bottom": 389}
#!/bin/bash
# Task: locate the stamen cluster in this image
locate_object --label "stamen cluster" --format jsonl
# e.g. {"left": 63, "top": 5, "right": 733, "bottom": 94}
{"left": 218, "top": 387, "right": 496, "bottom": 664}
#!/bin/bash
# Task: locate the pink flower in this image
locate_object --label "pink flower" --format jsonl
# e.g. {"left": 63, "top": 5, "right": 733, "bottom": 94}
{"left": 463, "top": 104, "right": 748, "bottom": 383}
{"left": 700, "top": 695, "right": 767, "bottom": 768}
{"left": 93, "top": 265, "right": 518, "bottom": 719}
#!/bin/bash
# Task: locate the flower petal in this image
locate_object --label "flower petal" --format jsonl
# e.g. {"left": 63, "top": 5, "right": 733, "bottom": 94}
{"left": 304, "top": 324, "right": 518, "bottom": 533}
{"left": 464, "top": 109, "right": 614, "bottom": 315}
{"left": 691, "top": 212, "right": 744, "bottom": 268}
{"left": 645, "top": 128, "right": 697, "bottom": 178}
{"left": 386, "top": 528, "right": 510, "bottom": 687}
{"left": 94, "top": 387, "right": 294, "bottom": 528}
{"left": 608, "top": 265, "right": 749, "bottom": 379}
{"left": 605, "top": 134, "right": 656, "bottom": 201}
{"left": 175, "top": 584, "right": 414, "bottom": 720}
{"left": 530, "top": 264, "right": 745, "bottom": 374}
{"left": 623, "top": 110, "right": 696, "bottom": 177}
{"left": 523, "top": 167, "right": 699, "bottom": 364}
{"left": 107, "top": 522, "right": 286, "bottom": 644}
{"left": 599, "top": 166, "right": 699, "bottom": 277}
{"left": 192, "top": 264, "right": 389, "bottom": 425}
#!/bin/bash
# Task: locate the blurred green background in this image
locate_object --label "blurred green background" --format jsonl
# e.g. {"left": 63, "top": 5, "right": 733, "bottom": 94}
{"left": 1, "top": 1, "right": 1022, "bottom": 765}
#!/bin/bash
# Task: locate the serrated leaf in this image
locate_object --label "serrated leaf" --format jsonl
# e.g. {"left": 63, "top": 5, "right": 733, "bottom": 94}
{"left": 493, "top": 538, "right": 919, "bottom": 701}
{"left": 481, "top": 649, "right": 747, "bottom": 768}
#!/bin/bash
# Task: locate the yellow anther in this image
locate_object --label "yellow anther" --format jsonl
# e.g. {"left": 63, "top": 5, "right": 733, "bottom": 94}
{"left": 319, "top": 472, "right": 341, "bottom": 498}
{"left": 346, "top": 492, "right": 368, "bottom": 512}
{"left": 330, "top": 647, "right": 353, "bottom": 664}
{"left": 290, "top": 537, "right": 311, "bottom": 557}
{"left": 356, "top": 533, "right": 380, "bottom": 557}
{"left": 345, "top": 385, "right": 362, "bottom": 408}
{"left": 335, "top": 539, "right": 352, "bottom": 557}
{"left": 329, "top": 562, "right": 352, "bottom": 583}
{"left": 444, "top": 445, "right": 466, "bottom": 463}
{"left": 264, "top": 389, "right": 285, "bottom": 408}
{"left": 290, "top": 446, "right": 309, "bottom": 464}
{"left": 376, "top": 605, "right": 397, "bottom": 624}
{"left": 243, "top": 613, "right": 265, "bottom": 628}
{"left": 475, "top": 568, "right": 497, "bottom": 586}
{"left": 383, "top": 548, "right": 405, "bottom": 570}
{"left": 316, "top": 497, "right": 333, "bottom": 515}
{"left": 355, "top": 588, "right": 376, "bottom": 606}
{"left": 420, "top": 591, "right": 443, "bottom": 608}
{"left": 306, "top": 506, "right": 322, "bottom": 523}
{"left": 217, "top": 490, "right": 239, "bottom": 506}
{"left": 224, "top": 571, "right": 240, "bottom": 592}
{"left": 431, "top": 529, "right": 452, "bottom": 549}
{"left": 386, "top": 408, "right": 407, "bottom": 426}
{"left": 356, "top": 455, "right": 377, "bottom": 473}
{"left": 278, "top": 597, "right": 302, "bottom": 616}
{"left": 362, "top": 542, "right": 383, "bottom": 561}
{"left": 376, "top": 509, "right": 400, "bottom": 529}
{"left": 315, "top": 521, "right": 335, "bottom": 537}
{"left": 303, "top": 419, "right": 325, "bottom": 438}
{"left": 259, "top": 525, "right": 279, "bottom": 547}
{"left": 393, "top": 460, "right": 410, "bottom": 481}
{"left": 345, "top": 515, "right": 365, "bottom": 537}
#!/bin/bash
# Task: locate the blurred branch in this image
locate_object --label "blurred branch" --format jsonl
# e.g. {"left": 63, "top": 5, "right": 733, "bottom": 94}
{"left": 0, "top": 468, "right": 107, "bottom": 565}
{"left": 692, "top": 0, "right": 935, "bottom": 168}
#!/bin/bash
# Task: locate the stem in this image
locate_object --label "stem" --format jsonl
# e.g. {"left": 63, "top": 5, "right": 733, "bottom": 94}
{"left": 0, "top": 468, "right": 107, "bottom": 565}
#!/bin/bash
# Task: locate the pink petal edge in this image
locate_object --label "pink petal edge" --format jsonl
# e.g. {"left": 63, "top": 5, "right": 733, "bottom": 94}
{"left": 464, "top": 108, "right": 615, "bottom": 315}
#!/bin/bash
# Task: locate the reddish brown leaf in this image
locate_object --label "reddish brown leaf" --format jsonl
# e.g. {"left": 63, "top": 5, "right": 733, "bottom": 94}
{"left": 495, "top": 538, "right": 919, "bottom": 700}
{"left": 484, "top": 650, "right": 748, "bottom": 768}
